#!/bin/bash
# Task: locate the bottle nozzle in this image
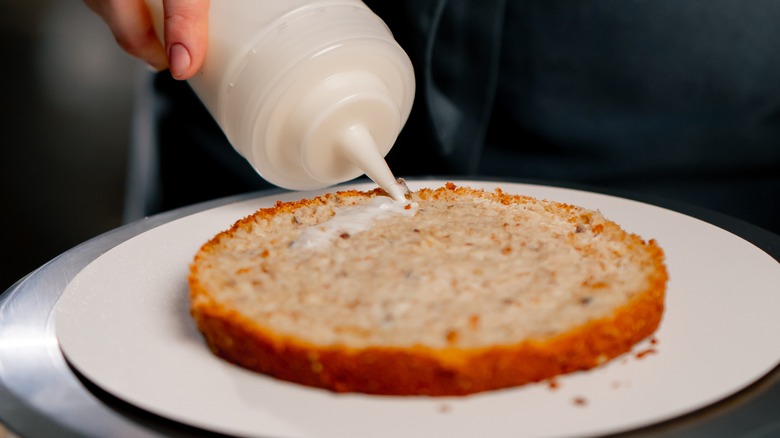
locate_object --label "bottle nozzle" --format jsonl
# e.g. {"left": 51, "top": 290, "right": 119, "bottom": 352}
{"left": 339, "top": 124, "right": 407, "bottom": 202}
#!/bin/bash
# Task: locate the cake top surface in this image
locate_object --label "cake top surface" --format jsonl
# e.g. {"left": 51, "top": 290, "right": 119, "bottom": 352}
{"left": 191, "top": 184, "right": 664, "bottom": 349}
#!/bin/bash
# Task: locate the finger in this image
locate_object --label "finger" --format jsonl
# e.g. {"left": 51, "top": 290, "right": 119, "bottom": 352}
{"left": 84, "top": 0, "right": 168, "bottom": 71}
{"left": 163, "top": 0, "right": 210, "bottom": 80}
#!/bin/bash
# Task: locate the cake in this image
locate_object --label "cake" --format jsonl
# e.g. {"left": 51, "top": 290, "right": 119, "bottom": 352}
{"left": 188, "top": 183, "right": 667, "bottom": 396}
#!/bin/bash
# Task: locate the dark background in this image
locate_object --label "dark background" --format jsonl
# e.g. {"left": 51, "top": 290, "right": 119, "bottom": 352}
{"left": 1, "top": 0, "right": 134, "bottom": 291}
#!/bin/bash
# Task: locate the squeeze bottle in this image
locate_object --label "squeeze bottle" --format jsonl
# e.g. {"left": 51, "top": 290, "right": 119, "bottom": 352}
{"left": 145, "top": 0, "right": 415, "bottom": 200}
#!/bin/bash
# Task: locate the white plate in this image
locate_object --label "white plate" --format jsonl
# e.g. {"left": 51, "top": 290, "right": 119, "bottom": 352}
{"left": 54, "top": 180, "right": 780, "bottom": 438}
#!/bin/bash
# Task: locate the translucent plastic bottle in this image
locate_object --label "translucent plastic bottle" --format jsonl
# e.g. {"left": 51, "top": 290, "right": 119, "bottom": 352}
{"left": 146, "top": 0, "right": 415, "bottom": 200}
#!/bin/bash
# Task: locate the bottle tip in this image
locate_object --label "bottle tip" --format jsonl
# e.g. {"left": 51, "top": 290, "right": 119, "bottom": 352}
{"left": 386, "top": 181, "right": 408, "bottom": 202}
{"left": 338, "top": 124, "right": 407, "bottom": 201}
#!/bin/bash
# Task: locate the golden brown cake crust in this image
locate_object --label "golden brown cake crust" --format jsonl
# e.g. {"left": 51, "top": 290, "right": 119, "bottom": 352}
{"left": 188, "top": 183, "right": 668, "bottom": 396}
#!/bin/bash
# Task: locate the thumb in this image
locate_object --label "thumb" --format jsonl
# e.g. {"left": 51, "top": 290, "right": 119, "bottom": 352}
{"left": 163, "top": 0, "right": 209, "bottom": 80}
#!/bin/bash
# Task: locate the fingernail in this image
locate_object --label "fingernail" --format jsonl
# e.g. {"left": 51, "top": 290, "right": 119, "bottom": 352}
{"left": 168, "top": 43, "right": 191, "bottom": 79}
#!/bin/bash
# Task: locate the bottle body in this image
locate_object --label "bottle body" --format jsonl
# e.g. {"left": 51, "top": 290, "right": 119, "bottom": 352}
{"left": 146, "top": 0, "right": 415, "bottom": 192}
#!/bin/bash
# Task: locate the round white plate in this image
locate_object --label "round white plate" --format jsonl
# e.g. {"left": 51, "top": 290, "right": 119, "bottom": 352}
{"left": 54, "top": 180, "right": 780, "bottom": 438}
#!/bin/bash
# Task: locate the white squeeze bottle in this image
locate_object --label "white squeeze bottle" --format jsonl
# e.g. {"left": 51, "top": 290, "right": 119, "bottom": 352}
{"left": 145, "top": 0, "right": 414, "bottom": 201}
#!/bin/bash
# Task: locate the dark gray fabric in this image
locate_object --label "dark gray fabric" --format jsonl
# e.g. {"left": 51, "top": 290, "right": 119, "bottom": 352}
{"left": 485, "top": 1, "right": 780, "bottom": 182}
{"left": 424, "top": 0, "right": 506, "bottom": 173}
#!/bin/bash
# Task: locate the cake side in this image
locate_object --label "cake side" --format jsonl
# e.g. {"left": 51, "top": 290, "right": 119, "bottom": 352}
{"left": 190, "top": 265, "right": 665, "bottom": 395}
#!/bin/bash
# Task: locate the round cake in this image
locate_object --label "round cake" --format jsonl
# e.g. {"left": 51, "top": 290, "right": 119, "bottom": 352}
{"left": 189, "top": 183, "right": 667, "bottom": 396}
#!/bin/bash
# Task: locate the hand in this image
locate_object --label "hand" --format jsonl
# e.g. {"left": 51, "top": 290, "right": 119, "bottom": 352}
{"left": 84, "top": 0, "right": 209, "bottom": 80}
